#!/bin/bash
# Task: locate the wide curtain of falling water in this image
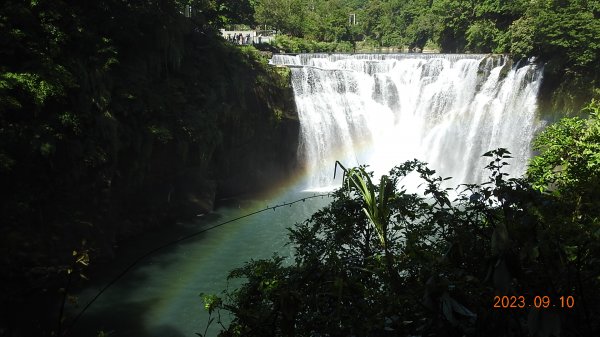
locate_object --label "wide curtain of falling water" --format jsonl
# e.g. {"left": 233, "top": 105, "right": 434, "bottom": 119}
{"left": 271, "top": 54, "right": 544, "bottom": 191}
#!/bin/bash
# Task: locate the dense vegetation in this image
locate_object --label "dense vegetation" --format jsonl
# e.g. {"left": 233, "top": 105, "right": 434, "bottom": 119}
{"left": 271, "top": 35, "right": 354, "bottom": 53}
{"left": 250, "top": 0, "right": 600, "bottom": 111}
{"left": 205, "top": 100, "right": 600, "bottom": 336}
{"left": 252, "top": 0, "right": 599, "bottom": 63}
{"left": 0, "top": 1, "right": 297, "bottom": 335}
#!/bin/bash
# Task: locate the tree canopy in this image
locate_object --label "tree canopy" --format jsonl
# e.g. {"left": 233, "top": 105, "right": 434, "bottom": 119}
{"left": 249, "top": 0, "right": 600, "bottom": 74}
{"left": 247, "top": 0, "right": 599, "bottom": 112}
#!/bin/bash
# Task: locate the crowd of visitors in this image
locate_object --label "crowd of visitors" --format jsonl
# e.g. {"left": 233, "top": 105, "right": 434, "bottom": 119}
{"left": 226, "top": 33, "right": 261, "bottom": 45}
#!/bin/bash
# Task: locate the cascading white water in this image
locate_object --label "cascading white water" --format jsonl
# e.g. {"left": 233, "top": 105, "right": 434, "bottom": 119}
{"left": 271, "top": 53, "right": 544, "bottom": 191}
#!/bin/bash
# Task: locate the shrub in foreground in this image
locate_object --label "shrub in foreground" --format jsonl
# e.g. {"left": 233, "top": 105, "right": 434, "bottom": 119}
{"left": 202, "top": 102, "right": 600, "bottom": 337}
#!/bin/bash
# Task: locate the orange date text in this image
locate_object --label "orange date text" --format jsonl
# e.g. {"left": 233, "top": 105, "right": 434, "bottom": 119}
{"left": 493, "top": 295, "right": 575, "bottom": 309}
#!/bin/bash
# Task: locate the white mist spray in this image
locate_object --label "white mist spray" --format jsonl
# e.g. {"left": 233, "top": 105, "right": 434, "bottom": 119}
{"left": 271, "top": 54, "right": 543, "bottom": 190}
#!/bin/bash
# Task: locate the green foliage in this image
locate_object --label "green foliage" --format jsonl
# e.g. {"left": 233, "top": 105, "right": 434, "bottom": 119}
{"left": 359, "top": 0, "right": 435, "bottom": 50}
{"left": 273, "top": 35, "right": 353, "bottom": 53}
{"left": 250, "top": 0, "right": 600, "bottom": 114}
{"left": 431, "top": 0, "right": 476, "bottom": 52}
{"left": 528, "top": 99, "right": 600, "bottom": 218}
{"left": 465, "top": 20, "right": 504, "bottom": 53}
{"left": 527, "top": 0, "right": 600, "bottom": 69}
{"left": 404, "top": 7, "right": 437, "bottom": 51}
{"left": 253, "top": 0, "right": 308, "bottom": 36}
{"left": 508, "top": 16, "right": 535, "bottom": 58}
{"left": 201, "top": 293, "right": 223, "bottom": 314}
{"left": 344, "top": 166, "right": 394, "bottom": 249}
{"left": 0, "top": 1, "right": 297, "bottom": 334}
{"left": 247, "top": 0, "right": 600, "bottom": 86}
{"left": 0, "top": 72, "right": 61, "bottom": 106}
{"left": 212, "top": 0, "right": 256, "bottom": 26}
{"left": 207, "top": 140, "right": 600, "bottom": 336}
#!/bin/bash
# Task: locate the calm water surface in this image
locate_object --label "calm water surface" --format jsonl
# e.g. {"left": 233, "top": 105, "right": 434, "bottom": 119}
{"left": 69, "top": 189, "right": 331, "bottom": 337}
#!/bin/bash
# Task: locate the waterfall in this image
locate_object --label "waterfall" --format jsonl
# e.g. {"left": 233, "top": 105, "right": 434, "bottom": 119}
{"left": 271, "top": 53, "right": 544, "bottom": 191}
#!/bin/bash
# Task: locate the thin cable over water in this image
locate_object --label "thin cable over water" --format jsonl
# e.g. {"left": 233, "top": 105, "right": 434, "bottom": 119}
{"left": 63, "top": 193, "right": 332, "bottom": 336}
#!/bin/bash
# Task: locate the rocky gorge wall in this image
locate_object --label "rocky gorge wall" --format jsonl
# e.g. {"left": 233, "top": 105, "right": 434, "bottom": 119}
{"left": 0, "top": 3, "right": 299, "bottom": 333}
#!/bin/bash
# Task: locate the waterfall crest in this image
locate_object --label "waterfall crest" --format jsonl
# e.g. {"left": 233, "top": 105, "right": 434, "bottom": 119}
{"left": 271, "top": 54, "right": 543, "bottom": 190}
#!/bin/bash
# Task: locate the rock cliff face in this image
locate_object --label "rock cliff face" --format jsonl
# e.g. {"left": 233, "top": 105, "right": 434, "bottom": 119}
{"left": 214, "top": 67, "right": 299, "bottom": 199}
{"left": 110, "top": 53, "right": 300, "bottom": 237}
{"left": 0, "top": 2, "right": 301, "bottom": 332}
{"left": 537, "top": 66, "right": 598, "bottom": 120}
{"left": 93, "top": 51, "right": 300, "bottom": 248}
